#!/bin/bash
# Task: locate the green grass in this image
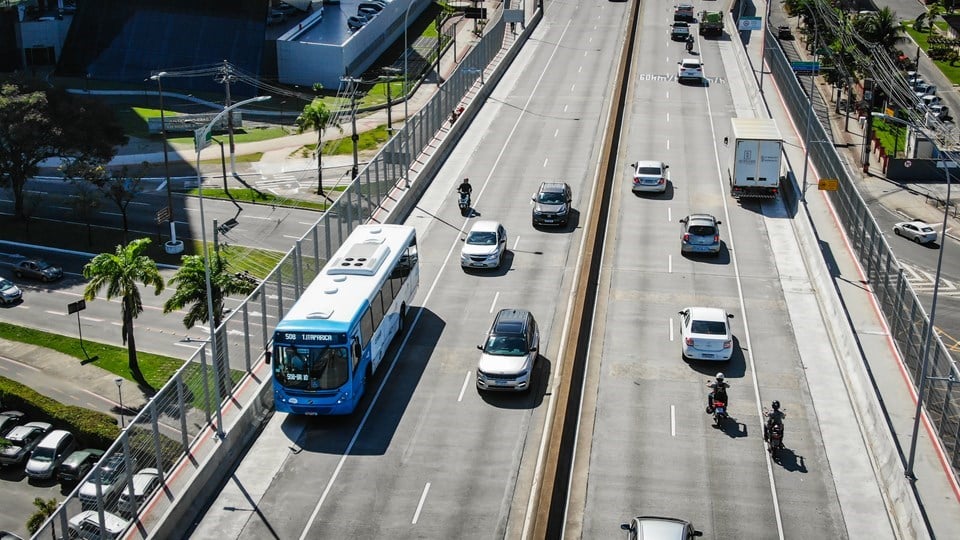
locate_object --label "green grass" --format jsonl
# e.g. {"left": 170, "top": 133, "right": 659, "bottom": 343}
{"left": 301, "top": 125, "right": 394, "bottom": 155}
{"left": 183, "top": 187, "right": 332, "bottom": 212}
{"left": 0, "top": 321, "right": 183, "bottom": 389}
{"left": 200, "top": 152, "right": 263, "bottom": 165}
{"left": 168, "top": 126, "right": 290, "bottom": 146}
{"left": 213, "top": 242, "right": 286, "bottom": 277}
{"left": 873, "top": 118, "right": 908, "bottom": 158}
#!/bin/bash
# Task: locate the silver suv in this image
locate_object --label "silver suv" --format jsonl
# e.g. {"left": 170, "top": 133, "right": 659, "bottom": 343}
{"left": 679, "top": 214, "right": 721, "bottom": 256}
{"left": 476, "top": 309, "right": 540, "bottom": 392}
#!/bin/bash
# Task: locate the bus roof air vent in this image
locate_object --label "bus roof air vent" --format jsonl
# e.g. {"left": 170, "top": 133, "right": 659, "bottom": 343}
{"left": 307, "top": 310, "right": 333, "bottom": 319}
{"left": 327, "top": 240, "right": 390, "bottom": 276}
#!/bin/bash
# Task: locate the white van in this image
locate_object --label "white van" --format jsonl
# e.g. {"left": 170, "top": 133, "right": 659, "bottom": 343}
{"left": 25, "top": 430, "right": 76, "bottom": 480}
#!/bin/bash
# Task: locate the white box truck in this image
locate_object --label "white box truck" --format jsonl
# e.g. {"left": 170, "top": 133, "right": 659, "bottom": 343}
{"left": 728, "top": 118, "right": 784, "bottom": 199}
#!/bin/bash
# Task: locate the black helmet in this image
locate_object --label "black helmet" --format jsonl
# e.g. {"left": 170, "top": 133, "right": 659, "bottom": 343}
{"left": 715, "top": 372, "right": 725, "bottom": 381}
{"left": 772, "top": 400, "right": 780, "bottom": 410}
{"left": 463, "top": 177, "right": 470, "bottom": 183}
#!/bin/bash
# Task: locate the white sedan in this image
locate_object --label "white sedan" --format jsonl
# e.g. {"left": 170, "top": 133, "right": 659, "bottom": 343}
{"left": 461, "top": 220, "right": 507, "bottom": 269}
{"left": 893, "top": 221, "right": 938, "bottom": 244}
{"left": 678, "top": 307, "right": 734, "bottom": 361}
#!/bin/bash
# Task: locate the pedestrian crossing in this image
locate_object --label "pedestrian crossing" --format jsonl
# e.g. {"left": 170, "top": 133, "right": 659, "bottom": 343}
{"left": 897, "top": 262, "right": 960, "bottom": 298}
{"left": 256, "top": 174, "right": 302, "bottom": 190}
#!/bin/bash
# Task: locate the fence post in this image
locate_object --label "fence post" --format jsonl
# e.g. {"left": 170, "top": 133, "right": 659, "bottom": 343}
{"left": 176, "top": 372, "right": 189, "bottom": 450}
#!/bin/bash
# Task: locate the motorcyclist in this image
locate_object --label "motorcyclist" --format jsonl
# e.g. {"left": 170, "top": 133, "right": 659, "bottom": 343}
{"left": 706, "top": 372, "right": 729, "bottom": 413}
{"left": 764, "top": 400, "right": 785, "bottom": 440}
{"left": 458, "top": 178, "right": 473, "bottom": 196}
{"left": 685, "top": 35, "right": 694, "bottom": 53}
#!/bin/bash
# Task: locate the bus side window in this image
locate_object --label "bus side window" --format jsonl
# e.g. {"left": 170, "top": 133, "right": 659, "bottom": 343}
{"left": 360, "top": 307, "right": 374, "bottom": 347}
{"left": 352, "top": 337, "right": 361, "bottom": 371}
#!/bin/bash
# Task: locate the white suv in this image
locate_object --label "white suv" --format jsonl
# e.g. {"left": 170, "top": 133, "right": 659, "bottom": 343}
{"left": 677, "top": 58, "right": 703, "bottom": 83}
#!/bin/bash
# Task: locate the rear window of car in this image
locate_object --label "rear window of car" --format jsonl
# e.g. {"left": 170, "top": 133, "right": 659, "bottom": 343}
{"left": 682, "top": 61, "right": 701, "bottom": 69}
{"left": 636, "top": 167, "right": 662, "bottom": 175}
{"left": 691, "top": 320, "right": 727, "bottom": 334}
{"left": 688, "top": 225, "right": 716, "bottom": 236}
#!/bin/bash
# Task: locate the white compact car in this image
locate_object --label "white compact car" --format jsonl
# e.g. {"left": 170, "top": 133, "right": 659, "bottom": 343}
{"left": 631, "top": 160, "right": 669, "bottom": 193}
{"left": 677, "top": 58, "right": 703, "bottom": 83}
{"left": 893, "top": 221, "right": 938, "bottom": 244}
{"left": 678, "top": 307, "right": 734, "bottom": 361}
{"left": 461, "top": 220, "right": 507, "bottom": 269}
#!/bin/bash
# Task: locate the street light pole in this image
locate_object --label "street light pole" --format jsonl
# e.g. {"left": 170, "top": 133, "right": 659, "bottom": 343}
{"left": 149, "top": 71, "right": 181, "bottom": 253}
{"left": 403, "top": 0, "right": 418, "bottom": 189}
{"left": 114, "top": 378, "right": 124, "bottom": 429}
{"left": 800, "top": 11, "right": 818, "bottom": 202}
{"left": 194, "top": 95, "right": 271, "bottom": 439}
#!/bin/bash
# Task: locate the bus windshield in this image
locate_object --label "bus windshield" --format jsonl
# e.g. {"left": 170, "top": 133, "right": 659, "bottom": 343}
{"left": 275, "top": 346, "right": 349, "bottom": 391}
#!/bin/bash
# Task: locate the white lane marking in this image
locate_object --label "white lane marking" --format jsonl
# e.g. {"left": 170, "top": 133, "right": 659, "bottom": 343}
{"left": 668, "top": 254, "right": 672, "bottom": 274}
{"left": 666, "top": 112, "right": 670, "bottom": 123}
{"left": 513, "top": 236, "right": 521, "bottom": 250}
{"left": 564, "top": 104, "right": 569, "bottom": 112}
{"left": 543, "top": 157, "right": 549, "bottom": 168}
{"left": 578, "top": 66, "right": 582, "bottom": 73}
{"left": 100, "top": 212, "right": 123, "bottom": 217}
{"left": 490, "top": 291, "right": 500, "bottom": 313}
{"left": 0, "top": 356, "right": 41, "bottom": 372}
{"left": 671, "top": 405, "right": 676, "bottom": 437}
{"left": 705, "top": 60, "right": 785, "bottom": 539}
{"left": 412, "top": 482, "right": 431, "bottom": 524}
{"left": 665, "top": 91, "right": 670, "bottom": 100}
{"left": 666, "top": 139, "right": 670, "bottom": 150}
{"left": 458, "top": 371, "right": 471, "bottom": 402}
{"left": 130, "top": 201, "right": 149, "bottom": 206}
{"left": 668, "top": 207, "right": 672, "bottom": 222}
{"left": 243, "top": 215, "right": 274, "bottom": 220}
{"left": 571, "top": 84, "right": 576, "bottom": 93}
{"left": 300, "top": 20, "right": 576, "bottom": 540}
{"left": 44, "top": 310, "right": 64, "bottom": 317}
{"left": 554, "top": 129, "right": 559, "bottom": 138}
{"left": 283, "top": 235, "right": 300, "bottom": 239}
{"left": 80, "top": 316, "right": 104, "bottom": 323}
{"left": 669, "top": 318, "right": 674, "bottom": 342}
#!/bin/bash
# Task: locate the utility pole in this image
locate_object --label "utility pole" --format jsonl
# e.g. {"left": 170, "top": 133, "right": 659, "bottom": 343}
{"left": 216, "top": 60, "right": 238, "bottom": 176}
{"left": 343, "top": 77, "right": 361, "bottom": 179}
{"left": 861, "top": 78, "right": 875, "bottom": 173}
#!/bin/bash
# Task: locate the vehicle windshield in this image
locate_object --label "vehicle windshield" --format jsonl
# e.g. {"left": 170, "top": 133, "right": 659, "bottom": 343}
{"left": 636, "top": 167, "right": 662, "bottom": 175}
{"left": 32, "top": 447, "right": 54, "bottom": 462}
{"left": 691, "top": 320, "right": 727, "bottom": 335}
{"left": 537, "top": 191, "right": 565, "bottom": 204}
{"left": 0, "top": 279, "right": 13, "bottom": 290}
{"left": 275, "top": 346, "right": 349, "bottom": 390}
{"left": 466, "top": 231, "right": 497, "bottom": 246}
{"left": 35, "top": 260, "right": 51, "bottom": 270}
{"left": 484, "top": 335, "right": 528, "bottom": 356}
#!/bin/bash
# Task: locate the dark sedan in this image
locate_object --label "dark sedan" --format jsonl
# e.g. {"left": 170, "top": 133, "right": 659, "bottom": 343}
{"left": 14, "top": 259, "right": 62, "bottom": 282}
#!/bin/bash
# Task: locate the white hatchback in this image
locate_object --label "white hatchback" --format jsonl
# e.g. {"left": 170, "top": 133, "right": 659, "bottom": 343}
{"left": 893, "top": 220, "right": 938, "bottom": 244}
{"left": 678, "top": 307, "right": 734, "bottom": 361}
{"left": 631, "top": 160, "right": 669, "bottom": 193}
{"left": 461, "top": 220, "right": 507, "bottom": 269}
{"left": 677, "top": 58, "right": 703, "bottom": 83}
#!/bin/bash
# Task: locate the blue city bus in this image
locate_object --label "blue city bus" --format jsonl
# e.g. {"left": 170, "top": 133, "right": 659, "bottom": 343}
{"left": 270, "top": 224, "right": 419, "bottom": 415}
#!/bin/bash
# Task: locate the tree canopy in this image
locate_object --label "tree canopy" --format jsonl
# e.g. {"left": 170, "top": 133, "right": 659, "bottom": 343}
{"left": 0, "top": 78, "right": 127, "bottom": 220}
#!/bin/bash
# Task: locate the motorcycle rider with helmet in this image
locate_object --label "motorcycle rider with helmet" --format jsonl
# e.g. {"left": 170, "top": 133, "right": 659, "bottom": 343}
{"left": 458, "top": 178, "right": 473, "bottom": 197}
{"left": 764, "top": 400, "right": 785, "bottom": 441}
{"left": 706, "top": 372, "right": 729, "bottom": 413}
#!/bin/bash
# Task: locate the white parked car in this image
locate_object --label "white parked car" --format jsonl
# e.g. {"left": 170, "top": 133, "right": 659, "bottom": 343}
{"left": 677, "top": 58, "right": 703, "bottom": 83}
{"left": 118, "top": 468, "right": 161, "bottom": 515}
{"left": 893, "top": 220, "right": 938, "bottom": 244}
{"left": 631, "top": 160, "right": 669, "bottom": 193}
{"left": 678, "top": 307, "right": 734, "bottom": 361}
{"left": 67, "top": 510, "right": 129, "bottom": 540}
{"left": 461, "top": 220, "right": 507, "bottom": 269}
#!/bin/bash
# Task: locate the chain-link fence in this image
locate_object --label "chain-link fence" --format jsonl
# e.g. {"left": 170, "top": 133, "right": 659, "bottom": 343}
{"left": 32, "top": 15, "right": 509, "bottom": 540}
{"left": 762, "top": 24, "right": 960, "bottom": 480}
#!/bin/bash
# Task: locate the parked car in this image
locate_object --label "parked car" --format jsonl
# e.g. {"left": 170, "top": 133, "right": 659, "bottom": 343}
{"left": 531, "top": 181, "right": 573, "bottom": 227}
{"left": 476, "top": 308, "right": 540, "bottom": 392}
{"left": 916, "top": 94, "right": 941, "bottom": 112}
{"left": 631, "top": 160, "right": 670, "bottom": 194}
{"left": 67, "top": 510, "right": 130, "bottom": 540}
{"left": 678, "top": 307, "right": 734, "bottom": 361}
{"left": 58, "top": 448, "right": 105, "bottom": 484}
{"left": 0, "top": 422, "right": 52, "bottom": 467}
{"left": 0, "top": 410, "right": 25, "bottom": 437}
{"left": 679, "top": 214, "right": 722, "bottom": 256}
{"left": 460, "top": 220, "right": 508, "bottom": 269}
{"left": 893, "top": 220, "right": 938, "bottom": 244}
{"left": 25, "top": 429, "right": 77, "bottom": 480}
{"left": 928, "top": 103, "right": 949, "bottom": 121}
{"left": 914, "top": 82, "right": 936, "bottom": 97}
{"left": 78, "top": 454, "right": 134, "bottom": 506}
{"left": 677, "top": 58, "right": 703, "bottom": 83}
{"left": 14, "top": 259, "right": 63, "bottom": 282}
{"left": 776, "top": 25, "right": 793, "bottom": 39}
{"left": 0, "top": 278, "right": 22, "bottom": 304}
{"left": 621, "top": 516, "right": 703, "bottom": 539}
{"left": 118, "top": 468, "right": 161, "bottom": 515}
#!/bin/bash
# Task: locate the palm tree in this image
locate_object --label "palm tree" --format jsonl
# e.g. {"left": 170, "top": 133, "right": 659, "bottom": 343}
{"left": 163, "top": 254, "right": 257, "bottom": 331}
{"left": 83, "top": 238, "right": 164, "bottom": 387}
{"left": 26, "top": 497, "right": 58, "bottom": 538}
{"left": 296, "top": 97, "right": 343, "bottom": 197}
{"left": 861, "top": 7, "right": 906, "bottom": 50}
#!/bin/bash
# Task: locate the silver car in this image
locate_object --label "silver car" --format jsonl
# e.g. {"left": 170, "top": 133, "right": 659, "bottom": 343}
{"left": 679, "top": 214, "right": 721, "bottom": 256}
{"left": 621, "top": 516, "right": 703, "bottom": 539}
{"left": 631, "top": 160, "right": 669, "bottom": 193}
{"left": 0, "top": 278, "right": 22, "bottom": 304}
{"left": 893, "top": 220, "right": 937, "bottom": 244}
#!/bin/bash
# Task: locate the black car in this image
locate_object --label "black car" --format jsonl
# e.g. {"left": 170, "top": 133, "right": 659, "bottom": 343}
{"left": 777, "top": 25, "right": 793, "bottom": 40}
{"left": 0, "top": 410, "right": 25, "bottom": 437}
{"left": 58, "top": 448, "right": 105, "bottom": 484}
{"left": 531, "top": 181, "right": 573, "bottom": 227}
{"left": 14, "top": 259, "right": 63, "bottom": 282}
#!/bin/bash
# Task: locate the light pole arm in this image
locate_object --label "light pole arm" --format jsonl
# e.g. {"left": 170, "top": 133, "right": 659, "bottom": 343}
{"left": 197, "top": 95, "right": 272, "bottom": 147}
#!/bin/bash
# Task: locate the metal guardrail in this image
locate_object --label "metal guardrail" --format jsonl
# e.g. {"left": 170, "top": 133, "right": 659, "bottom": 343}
{"left": 762, "top": 23, "right": 960, "bottom": 482}
{"left": 31, "top": 16, "right": 509, "bottom": 540}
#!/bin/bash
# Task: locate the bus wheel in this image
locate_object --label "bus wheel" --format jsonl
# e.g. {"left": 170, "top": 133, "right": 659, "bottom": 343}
{"left": 399, "top": 303, "right": 407, "bottom": 331}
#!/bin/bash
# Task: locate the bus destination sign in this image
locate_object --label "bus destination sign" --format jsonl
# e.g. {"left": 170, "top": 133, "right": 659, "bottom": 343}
{"left": 276, "top": 332, "right": 348, "bottom": 345}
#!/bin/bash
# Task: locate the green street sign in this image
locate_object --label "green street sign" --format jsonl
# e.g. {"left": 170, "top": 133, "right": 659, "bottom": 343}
{"left": 194, "top": 127, "right": 212, "bottom": 153}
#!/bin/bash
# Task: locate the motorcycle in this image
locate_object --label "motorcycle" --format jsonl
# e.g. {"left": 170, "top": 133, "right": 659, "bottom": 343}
{"left": 685, "top": 36, "right": 694, "bottom": 53}
{"left": 458, "top": 191, "right": 471, "bottom": 215}
{"left": 766, "top": 423, "right": 785, "bottom": 457}
{"left": 711, "top": 399, "right": 727, "bottom": 428}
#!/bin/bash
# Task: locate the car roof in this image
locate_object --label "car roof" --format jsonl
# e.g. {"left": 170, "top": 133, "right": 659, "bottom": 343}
{"left": 494, "top": 309, "right": 530, "bottom": 334}
{"left": 681, "top": 57, "right": 701, "bottom": 64}
{"left": 686, "top": 213, "right": 716, "bottom": 223}
{"left": 4, "top": 423, "right": 47, "bottom": 440}
{"left": 684, "top": 306, "right": 729, "bottom": 322}
{"left": 899, "top": 220, "right": 932, "bottom": 227}
{"left": 69, "top": 510, "right": 129, "bottom": 533}
{"left": 469, "top": 220, "right": 501, "bottom": 233}
{"left": 64, "top": 448, "right": 104, "bottom": 464}
{"left": 539, "top": 182, "right": 567, "bottom": 192}
{"left": 634, "top": 160, "right": 665, "bottom": 169}
{"left": 633, "top": 516, "right": 690, "bottom": 539}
